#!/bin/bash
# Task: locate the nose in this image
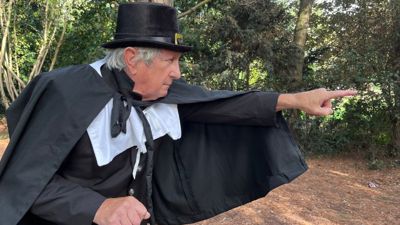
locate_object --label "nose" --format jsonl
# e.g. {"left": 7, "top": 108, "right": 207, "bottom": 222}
{"left": 170, "top": 61, "right": 181, "bottom": 80}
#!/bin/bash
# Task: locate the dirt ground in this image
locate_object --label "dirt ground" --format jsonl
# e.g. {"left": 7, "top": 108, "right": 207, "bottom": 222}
{"left": 0, "top": 136, "right": 399, "bottom": 225}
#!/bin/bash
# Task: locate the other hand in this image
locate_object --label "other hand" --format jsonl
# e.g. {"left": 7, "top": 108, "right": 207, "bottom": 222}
{"left": 93, "top": 196, "right": 150, "bottom": 225}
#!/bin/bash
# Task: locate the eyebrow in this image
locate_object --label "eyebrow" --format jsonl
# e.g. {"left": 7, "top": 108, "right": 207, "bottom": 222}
{"left": 160, "top": 55, "right": 180, "bottom": 60}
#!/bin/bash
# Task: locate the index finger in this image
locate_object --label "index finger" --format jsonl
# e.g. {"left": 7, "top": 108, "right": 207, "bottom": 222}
{"left": 327, "top": 89, "right": 358, "bottom": 99}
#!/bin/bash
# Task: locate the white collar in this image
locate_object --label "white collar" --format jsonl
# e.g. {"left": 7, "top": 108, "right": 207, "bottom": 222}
{"left": 87, "top": 59, "right": 181, "bottom": 178}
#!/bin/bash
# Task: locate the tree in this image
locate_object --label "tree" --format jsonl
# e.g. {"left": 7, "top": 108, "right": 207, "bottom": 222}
{"left": 178, "top": 0, "right": 293, "bottom": 91}
{"left": 288, "top": 0, "right": 314, "bottom": 88}
{"left": 0, "top": 0, "right": 215, "bottom": 110}
{"left": 0, "top": 0, "right": 76, "bottom": 108}
{"left": 55, "top": 1, "right": 117, "bottom": 67}
{"left": 388, "top": 0, "right": 400, "bottom": 153}
{"left": 1, "top": 0, "right": 398, "bottom": 160}
{"left": 295, "top": 0, "right": 400, "bottom": 158}
{"left": 131, "top": 0, "right": 214, "bottom": 18}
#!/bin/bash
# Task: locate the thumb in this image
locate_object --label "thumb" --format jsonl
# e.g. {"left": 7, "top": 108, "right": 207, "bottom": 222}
{"left": 144, "top": 211, "right": 151, "bottom": 219}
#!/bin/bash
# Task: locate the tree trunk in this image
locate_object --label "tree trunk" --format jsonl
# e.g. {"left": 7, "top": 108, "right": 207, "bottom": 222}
{"left": 286, "top": 0, "right": 313, "bottom": 133}
{"left": 0, "top": 0, "right": 14, "bottom": 108}
{"left": 389, "top": 0, "right": 400, "bottom": 153}
{"left": 289, "top": 0, "right": 314, "bottom": 87}
{"left": 29, "top": 0, "right": 52, "bottom": 80}
{"left": 49, "top": 13, "right": 67, "bottom": 71}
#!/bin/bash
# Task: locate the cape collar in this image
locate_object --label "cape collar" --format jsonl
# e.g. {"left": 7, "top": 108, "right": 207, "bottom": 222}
{"left": 100, "top": 65, "right": 142, "bottom": 101}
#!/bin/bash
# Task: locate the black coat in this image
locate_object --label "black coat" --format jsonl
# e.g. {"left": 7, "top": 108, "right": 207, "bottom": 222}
{"left": 0, "top": 64, "right": 307, "bottom": 225}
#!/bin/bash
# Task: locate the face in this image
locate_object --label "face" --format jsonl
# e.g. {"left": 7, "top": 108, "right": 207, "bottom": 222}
{"left": 124, "top": 48, "right": 181, "bottom": 101}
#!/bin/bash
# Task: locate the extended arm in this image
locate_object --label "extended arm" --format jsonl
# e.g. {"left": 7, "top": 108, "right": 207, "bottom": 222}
{"left": 178, "top": 91, "right": 280, "bottom": 126}
{"left": 178, "top": 88, "right": 356, "bottom": 126}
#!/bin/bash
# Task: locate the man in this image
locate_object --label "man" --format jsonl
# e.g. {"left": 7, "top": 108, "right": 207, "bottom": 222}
{"left": 0, "top": 2, "right": 356, "bottom": 225}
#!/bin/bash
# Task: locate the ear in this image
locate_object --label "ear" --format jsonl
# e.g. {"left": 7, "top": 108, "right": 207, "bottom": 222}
{"left": 123, "top": 47, "right": 138, "bottom": 76}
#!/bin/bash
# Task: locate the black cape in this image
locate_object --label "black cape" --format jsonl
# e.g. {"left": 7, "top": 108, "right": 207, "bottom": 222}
{"left": 0, "top": 64, "right": 307, "bottom": 225}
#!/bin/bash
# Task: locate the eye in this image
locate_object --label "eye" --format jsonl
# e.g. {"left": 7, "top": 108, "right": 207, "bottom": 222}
{"left": 161, "top": 58, "right": 173, "bottom": 63}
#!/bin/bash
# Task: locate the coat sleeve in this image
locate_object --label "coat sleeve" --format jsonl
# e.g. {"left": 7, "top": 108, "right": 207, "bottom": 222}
{"left": 29, "top": 174, "right": 106, "bottom": 225}
{"left": 178, "top": 91, "right": 280, "bottom": 126}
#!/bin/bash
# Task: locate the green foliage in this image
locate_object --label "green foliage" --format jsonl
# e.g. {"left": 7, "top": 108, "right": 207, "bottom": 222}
{"left": 2, "top": 0, "right": 399, "bottom": 162}
{"left": 177, "top": 0, "right": 294, "bottom": 91}
{"left": 1, "top": 0, "right": 117, "bottom": 75}
{"left": 56, "top": 1, "right": 118, "bottom": 67}
{"left": 10, "top": 1, "right": 49, "bottom": 79}
{"left": 177, "top": 0, "right": 399, "bottom": 161}
{"left": 368, "top": 159, "right": 386, "bottom": 170}
{"left": 295, "top": 0, "right": 400, "bottom": 159}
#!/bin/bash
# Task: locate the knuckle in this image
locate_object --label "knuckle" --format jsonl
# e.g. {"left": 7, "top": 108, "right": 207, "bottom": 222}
{"left": 119, "top": 197, "right": 133, "bottom": 207}
{"left": 122, "top": 200, "right": 131, "bottom": 208}
{"left": 106, "top": 217, "right": 117, "bottom": 225}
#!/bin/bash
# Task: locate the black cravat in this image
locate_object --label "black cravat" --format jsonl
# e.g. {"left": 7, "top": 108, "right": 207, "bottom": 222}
{"left": 101, "top": 66, "right": 156, "bottom": 225}
{"left": 101, "top": 67, "right": 141, "bottom": 137}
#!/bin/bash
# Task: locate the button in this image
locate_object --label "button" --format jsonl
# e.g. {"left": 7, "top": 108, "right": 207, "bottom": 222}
{"left": 128, "top": 188, "right": 135, "bottom": 196}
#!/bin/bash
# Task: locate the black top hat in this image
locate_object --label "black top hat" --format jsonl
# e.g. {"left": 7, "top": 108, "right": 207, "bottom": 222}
{"left": 102, "top": 3, "right": 192, "bottom": 52}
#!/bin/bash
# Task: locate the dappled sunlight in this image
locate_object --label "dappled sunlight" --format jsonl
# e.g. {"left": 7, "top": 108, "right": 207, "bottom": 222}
{"left": 328, "top": 170, "right": 350, "bottom": 177}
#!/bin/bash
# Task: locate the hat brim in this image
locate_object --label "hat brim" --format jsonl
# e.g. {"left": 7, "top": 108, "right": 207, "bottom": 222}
{"left": 102, "top": 39, "right": 192, "bottom": 52}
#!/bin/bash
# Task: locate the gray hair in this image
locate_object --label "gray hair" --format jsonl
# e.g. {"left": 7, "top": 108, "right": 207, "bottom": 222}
{"left": 104, "top": 47, "right": 161, "bottom": 70}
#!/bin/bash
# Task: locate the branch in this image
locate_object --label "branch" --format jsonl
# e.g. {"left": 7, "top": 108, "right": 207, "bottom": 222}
{"left": 2, "top": 61, "right": 26, "bottom": 88}
{"left": 178, "top": 0, "right": 213, "bottom": 19}
{"left": 38, "top": 23, "right": 57, "bottom": 71}
{"left": 0, "top": 1, "right": 4, "bottom": 29}
{"left": 4, "top": 53, "right": 17, "bottom": 100}
{"left": 0, "top": 0, "right": 13, "bottom": 66}
{"left": 12, "top": 11, "right": 20, "bottom": 79}
{"left": 0, "top": 0, "right": 13, "bottom": 107}
{"left": 29, "top": 0, "right": 51, "bottom": 80}
{"left": 49, "top": 14, "right": 67, "bottom": 71}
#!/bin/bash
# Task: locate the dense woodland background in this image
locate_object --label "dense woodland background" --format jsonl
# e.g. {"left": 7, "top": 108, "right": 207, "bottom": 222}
{"left": 0, "top": 0, "right": 398, "bottom": 167}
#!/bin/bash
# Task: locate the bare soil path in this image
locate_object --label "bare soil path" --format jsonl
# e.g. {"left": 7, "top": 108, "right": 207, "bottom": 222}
{"left": 1, "top": 137, "right": 399, "bottom": 225}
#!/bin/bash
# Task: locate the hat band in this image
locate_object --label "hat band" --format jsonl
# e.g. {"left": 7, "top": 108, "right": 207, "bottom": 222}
{"left": 114, "top": 33, "right": 184, "bottom": 45}
{"left": 114, "top": 34, "right": 180, "bottom": 44}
